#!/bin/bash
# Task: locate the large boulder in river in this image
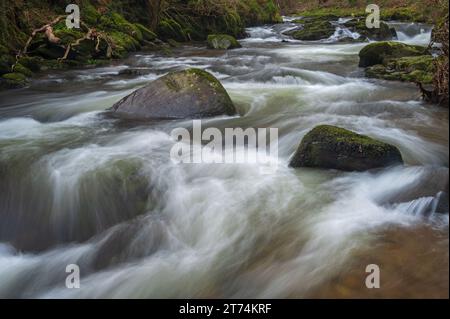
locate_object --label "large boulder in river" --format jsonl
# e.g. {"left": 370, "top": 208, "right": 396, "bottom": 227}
{"left": 289, "top": 125, "right": 403, "bottom": 171}
{"left": 359, "top": 41, "right": 428, "bottom": 67}
{"left": 110, "top": 68, "right": 237, "bottom": 120}
{"left": 207, "top": 34, "right": 242, "bottom": 50}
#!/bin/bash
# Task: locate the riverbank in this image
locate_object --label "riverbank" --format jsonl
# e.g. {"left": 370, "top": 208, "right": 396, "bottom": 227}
{"left": 0, "top": 0, "right": 282, "bottom": 89}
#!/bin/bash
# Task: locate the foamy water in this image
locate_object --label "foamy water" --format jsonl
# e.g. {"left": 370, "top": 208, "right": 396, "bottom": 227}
{"left": 0, "top": 19, "right": 447, "bottom": 298}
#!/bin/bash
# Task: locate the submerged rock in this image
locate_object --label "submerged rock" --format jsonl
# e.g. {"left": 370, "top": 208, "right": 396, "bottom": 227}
{"left": 359, "top": 41, "right": 428, "bottom": 67}
{"left": 207, "top": 34, "right": 242, "bottom": 50}
{"left": 289, "top": 125, "right": 403, "bottom": 171}
{"left": 110, "top": 68, "right": 237, "bottom": 120}
{"left": 118, "top": 68, "right": 153, "bottom": 76}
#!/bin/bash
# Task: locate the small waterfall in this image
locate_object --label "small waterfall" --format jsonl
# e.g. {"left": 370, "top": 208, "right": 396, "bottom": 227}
{"left": 388, "top": 22, "right": 433, "bottom": 46}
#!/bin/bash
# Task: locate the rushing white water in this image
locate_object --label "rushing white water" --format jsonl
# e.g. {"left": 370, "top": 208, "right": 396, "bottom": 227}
{"left": 0, "top": 20, "right": 447, "bottom": 298}
{"left": 387, "top": 22, "right": 434, "bottom": 46}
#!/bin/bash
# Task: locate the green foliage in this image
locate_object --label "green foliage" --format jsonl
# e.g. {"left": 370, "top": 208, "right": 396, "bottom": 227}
{"left": 158, "top": 19, "right": 187, "bottom": 42}
{"left": 381, "top": 7, "right": 427, "bottom": 23}
{"left": 135, "top": 23, "right": 157, "bottom": 41}
{"left": 365, "top": 52, "right": 435, "bottom": 84}
{"left": 12, "top": 64, "right": 33, "bottom": 77}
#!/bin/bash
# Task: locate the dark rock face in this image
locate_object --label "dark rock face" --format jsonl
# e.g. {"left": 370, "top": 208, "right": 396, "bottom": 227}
{"left": 109, "top": 68, "right": 237, "bottom": 120}
{"left": 359, "top": 41, "right": 428, "bottom": 67}
{"left": 289, "top": 125, "right": 403, "bottom": 171}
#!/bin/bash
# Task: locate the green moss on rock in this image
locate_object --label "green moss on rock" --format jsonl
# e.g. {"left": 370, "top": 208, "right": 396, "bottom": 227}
{"left": 1, "top": 72, "right": 28, "bottom": 89}
{"left": 207, "top": 34, "right": 241, "bottom": 50}
{"left": 158, "top": 19, "right": 187, "bottom": 42}
{"left": 366, "top": 55, "right": 435, "bottom": 84}
{"left": 109, "top": 31, "right": 141, "bottom": 55}
{"left": 54, "top": 28, "right": 85, "bottom": 46}
{"left": 359, "top": 41, "right": 428, "bottom": 67}
{"left": 12, "top": 63, "right": 33, "bottom": 77}
{"left": 289, "top": 125, "right": 403, "bottom": 171}
{"left": 110, "top": 68, "right": 236, "bottom": 120}
{"left": 135, "top": 23, "right": 157, "bottom": 41}
{"left": 286, "top": 19, "right": 335, "bottom": 41}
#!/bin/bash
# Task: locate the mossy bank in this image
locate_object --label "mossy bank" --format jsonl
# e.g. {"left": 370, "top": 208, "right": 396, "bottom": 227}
{"left": 0, "top": 0, "right": 281, "bottom": 89}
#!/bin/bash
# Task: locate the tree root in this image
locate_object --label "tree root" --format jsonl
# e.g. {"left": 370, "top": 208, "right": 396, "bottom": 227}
{"left": 58, "top": 25, "right": 114, "bottom": 61}
{"left": 12, "top": 16, "right": 115, "bottom": 70}
{"left": 12, "top": 15, "right": 65, "bottom": 72}
{"left": 23, "top": 16, "right": 65, "bottom": 54}
{"left": 58, "top": 27, "right": 96, "bottom": 61}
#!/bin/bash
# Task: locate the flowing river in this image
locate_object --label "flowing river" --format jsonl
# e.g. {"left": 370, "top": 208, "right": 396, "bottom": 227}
{"left": 0, "top": 18, "right": 448, "bottom": 298}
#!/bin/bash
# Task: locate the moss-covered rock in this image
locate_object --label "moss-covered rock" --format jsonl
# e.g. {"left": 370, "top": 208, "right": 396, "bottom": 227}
{"left": 0, "top": 72, "right": 28, "bottom": 89}
{"left": 207, "top": 34, "right": 242, "bottom": 50}
{"left": 158, "top": 19, "right": 187, "bottom": 42}
{"left": 135, "top": 23, "right": 157, "bottom": 41}
{"left": 295, "top": 8, "right": 366, "bottom": 20}
{"left": 12, "top": 64, "right": 33, "bottom": 77}
{"left": 53, "top": 27, "right": 85, "bottom": 46}
{"left": 109, "top": 31, "right": 141, "bottom": 58}
{"left": 285, "top": 19, "right": 335, "bottom": 41}
{"left": 366, "top": 55, "right": 435, "bottom": 84}
{"left": 359, "top": 41, "right": 428, "bottom": 67}
{"left": 238, "top": 0, "right": 282, "bottom": 26}
{"left": 289, "top": 125, "right": 403, "bottom": 171}
{"left": 109, "top": 68, "right": 237, "bottom": 120}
